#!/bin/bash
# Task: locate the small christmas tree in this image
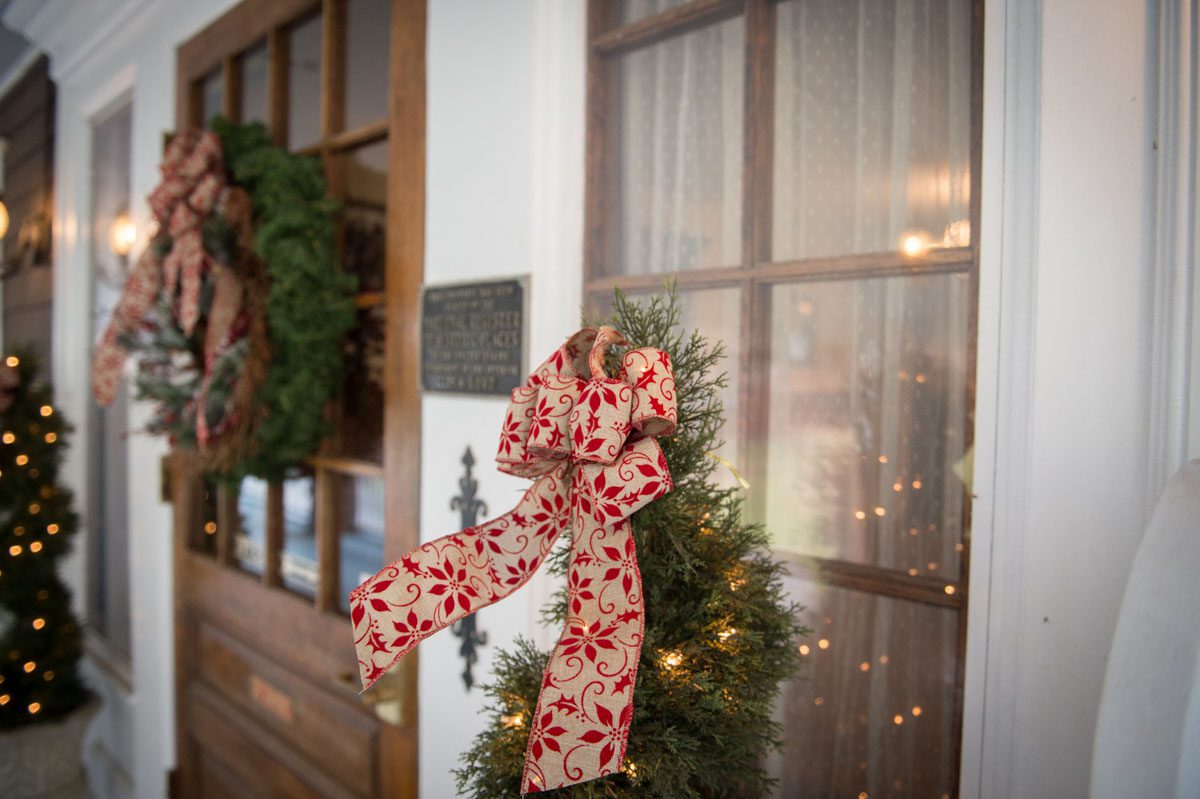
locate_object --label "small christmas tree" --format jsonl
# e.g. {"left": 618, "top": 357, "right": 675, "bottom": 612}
{"left": 457, "top": 290, "right": 805, "bottom": 798}
{"left": 0, "top": 353, "right": 87, "bottom": 728}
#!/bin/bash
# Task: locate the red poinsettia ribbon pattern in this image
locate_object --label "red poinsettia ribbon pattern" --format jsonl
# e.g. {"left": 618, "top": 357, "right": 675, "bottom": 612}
{"left": 350, "top": 326, "right": 677, "bottom": 793}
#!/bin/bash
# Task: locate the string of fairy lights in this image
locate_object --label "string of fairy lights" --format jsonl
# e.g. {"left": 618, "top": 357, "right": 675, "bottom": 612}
{"left": 1, "top": 354, "right": 66, "bottom": 719}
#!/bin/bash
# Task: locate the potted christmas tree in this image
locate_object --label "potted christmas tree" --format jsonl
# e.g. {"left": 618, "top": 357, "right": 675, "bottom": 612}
{"left": 0, "top": 353, "right": 94, "bottom": 799}
{"left": 454, "top": 291, "right": 804, "bottom": 797}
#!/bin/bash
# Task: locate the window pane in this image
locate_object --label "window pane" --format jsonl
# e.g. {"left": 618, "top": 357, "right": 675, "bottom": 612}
{"left": 341, "top": 139, "right": 388, "bottom": 294}
{"left": 615, "top": 0, "right": 690, "bottom": 25}
{"left": 234, "top": 477, "right": 268, "bottom": 576}
{"left": 240, "top": 41, "right": 269, "bottom": 125}
{"left": 766, "top": 580, "right": 959, "bottom": 797}
{"left": 281, "top": 466, "right": 318, "bottom": 597}
{"left": 288, "top": 13, "right": 323, "bottom": 150}
{"left": 337, "top": 474, "right": 385, "bottom": 613}
{"left": 87, "top": 102, "right": 133, "bottom": 659}
{"left": 199, "top": 68, "right": 222, "bottom": 127}
{"left": 772, "top": 0, "right": 972, "bottom": 261}
{"left": 340, "top": 304, "right": 385, "bottom": 463}
{"left": 764, "top": 274, "right": 971, "bottom": 576}
{"left": 345, "top": 0, "right": 391, "bottom": 130}
{"left": 612, "top": 17, "right": 743, "bottom": 274}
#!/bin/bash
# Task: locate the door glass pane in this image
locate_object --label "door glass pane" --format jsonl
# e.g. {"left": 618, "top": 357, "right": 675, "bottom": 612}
{"left": 772, "top": 0, "right": 972, "bottom": 261}
{"left": 764, "top": 274, "right": 971, "bottom": 575}
{"left": 616, "top": 0, "right": 691, "bottom": 25}
{"left": 345, "top": 0, "right": 391, "bottom": 130}
{"left": 288, "top": 12, "right": 323, "bottom": 150}
{"left": 337, "top": 474, "right": 385, "bottom": 613}
{"left": 279, "top": 466, "right": 318, "bottom": 597}
{"left": 340, "top": 304, "right": 385, "bottom": 463}
{"left": 341, "top": 139, "right": 388, "bottom": 294}
{"left": 87, "top": 102, "right": 133, "bottom": 658}
{"left": 241, "top": 40, "right": 269, "bottom": 125}
{"left": 234, "top": 477, "right": 268, "bottom": 576}
{"left": 612, "top": 16, "right": 743, "bottom": 274}
{"left": 766, "top": 580, "right": 958, "bottom": 798}
{"left": 199, "top": 68, "right": 222, "bottom": 126}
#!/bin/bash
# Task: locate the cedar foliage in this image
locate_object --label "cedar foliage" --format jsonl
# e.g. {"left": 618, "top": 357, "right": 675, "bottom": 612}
{"left": 0, "top": 353, "right": 88, "bottom": 729}
{"left": 456, "top": 290, "right": 804, "bottom": 798}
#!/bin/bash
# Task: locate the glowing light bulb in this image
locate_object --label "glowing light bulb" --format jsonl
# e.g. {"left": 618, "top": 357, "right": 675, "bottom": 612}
{"left": 32, "top": 618, "right": 44, "bottom": 630}
{"left": 43, "top": 671, "right": 54, "bottom": 682}
{"left": 9, "top": 545, "right": 22, "bottom": 556}
{"left": 39, "top": 405, "right": 52, "bottom": 417}
{"left": 874, "top": 507, "right": 886, "bottom": 517}
{"left": 15, "top": 455, "right": 28, "bottom": 466}
{"left": 4, "top": 356, "right": 17, "bottom": 367}
{"left": 28, "top": 503, "right": 39, "bottom": 514}
{"left": 718, "top": 627, "right": 736, "bottom": 642}
{"left": 893, "top": 714, "right": 904, "bottom": 725}
{"left": 912, "top": 706, "right": 923, "bottom": 717}
{"left": 817, "top": 638, "right": 830, "bottom": 650}
{"left": 204, "top": 521, "right": 218, "bottom": 535}
{"left": 944, "top": 585, "right": 957, "bottom": 596}
{"left": 44, "top": 432, "right": 56, "bottom": 444}
{"left": 814, "top": 696, "right": 824, "bottom": 706}
{"left": 798, "top": 644, "right": 810, "bottom": 656}
{"left": 108, "top": 213, "right": 137, "bottom": 256}
{"left": 47, "top": 524, "right": 59, "bottom": 535}
{"left": 854, "top": 510, "right": 866, "bottom": 520}
{"left": 900, "top": 231, "right": 931, "bottom": 258}
{"left": 912, "top": 479, "right": 923, "bottom": 489}
{"left": 2, "top": 432, "right": 13, "bottom": 443}
{"left": 0, "top": 694, "right": 8, "bottom": 706}
{"left": 23, "top": 661, "right": 36, "bottom": 673}
{"left": 29, "top": 542, "right": 42, "bottom": 553}
{"left": 501, "top": 712, "right": 525, "bottom": 729}
{"left": 879, "top": 655, "right": 889, "bottom": 665}
{"left": 893, "top": 482, "right": 903, "bottom": 492}
{"left": 859, "top": 661, "right": 870, "bottom": 672}
{"left": 661, "top": 650, "right": 684, "bottom": 669}
{"left": 27, "top": 702, "right": 41, "bottom": 714}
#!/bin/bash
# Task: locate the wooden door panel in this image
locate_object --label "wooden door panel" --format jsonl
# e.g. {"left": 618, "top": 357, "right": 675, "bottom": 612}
{"left": 189, "top": 684, "right": 357, "bottom": 799}
{"left": 184, "top": 553, "right": 359, "bottom": 678}
{"left": 194, "top": 620, "right": 377, "bottom": 793}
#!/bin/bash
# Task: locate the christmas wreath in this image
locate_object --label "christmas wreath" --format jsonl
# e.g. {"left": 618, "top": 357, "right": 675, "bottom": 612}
{"left": 91, "top": 117, "right": 355, "bottom": 480}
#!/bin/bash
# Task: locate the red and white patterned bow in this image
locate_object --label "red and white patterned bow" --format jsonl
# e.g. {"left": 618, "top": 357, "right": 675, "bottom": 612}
{"left": 350, "top": 326, "right": 677, "bottom": 793}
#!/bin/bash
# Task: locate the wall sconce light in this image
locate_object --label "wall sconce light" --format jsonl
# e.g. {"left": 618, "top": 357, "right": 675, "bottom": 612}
{"left": 108, "top": 213, "right": 136, "bottom": 257}
{"left": 0, "top": 198, "right": 9, "bottom": 240}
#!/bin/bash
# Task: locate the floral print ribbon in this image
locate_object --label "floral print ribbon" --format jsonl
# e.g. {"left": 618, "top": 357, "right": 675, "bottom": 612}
{"left": 350, "top": 326, "right": 677, "bottom": 793}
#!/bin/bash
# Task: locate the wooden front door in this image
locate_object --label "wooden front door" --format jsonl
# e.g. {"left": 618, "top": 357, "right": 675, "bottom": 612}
{"left": 170, "top": 1, "right": 425, "bottom": 797}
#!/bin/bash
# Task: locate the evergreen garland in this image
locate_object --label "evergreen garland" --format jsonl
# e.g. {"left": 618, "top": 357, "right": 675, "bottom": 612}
{"left": 0, "top": 353, "right": 88, "bottom": 729}
{"left": 211, "top": 117, "right": 357, "bottom": 480}
{"left": 456, "top": 289, "right": 805, "bottom": 798}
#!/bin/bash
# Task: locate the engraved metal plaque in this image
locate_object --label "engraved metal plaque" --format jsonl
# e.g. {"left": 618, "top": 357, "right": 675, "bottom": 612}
{"left": 421, "top": 278, "right": 526, "bottom": 396}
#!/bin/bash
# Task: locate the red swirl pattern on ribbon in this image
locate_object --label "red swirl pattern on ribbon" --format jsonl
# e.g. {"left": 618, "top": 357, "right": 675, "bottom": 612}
{"left": 350, "top": 326, "right": 677, "bottom": 793}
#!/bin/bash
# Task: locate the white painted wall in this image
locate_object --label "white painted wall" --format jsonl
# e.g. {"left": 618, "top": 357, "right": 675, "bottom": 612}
{"left": 419, "top": 1, "right": 585, "bottom": 795}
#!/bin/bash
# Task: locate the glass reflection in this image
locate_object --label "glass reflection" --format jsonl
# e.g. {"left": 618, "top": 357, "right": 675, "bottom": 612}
{"left": 764, "top": 275, "right": 970, "bottom": 574}
{"left": 345, "top": 0, "right": 391, "bottom": 130}
{"left": 613, "top": 17, "right": 743, "bottom": 274}
{"left": 288, "top": 13, "right": 323, "bottom": 150}
{"left": 772, "top": 0, "right": 972, "bottom": 260}
{"left": 765, "top": 579, "right": 958, "bottom": 797}
{"left": 337, "top": 474, "right": 385, "bottom": 613}
{"left": 234, "top": 476, "right": 268, "bottom": 575}
{"left": 280, "top": 466, "right": 317, "bottom": 597}
{"left": 340, "top": 304, "right": 385, "bottom": 463}
{"left": 240, "top": 41, "right": 269, "bottom": 125}
{"left": 199, "top": 69, "right": 222, "bottom": 128}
